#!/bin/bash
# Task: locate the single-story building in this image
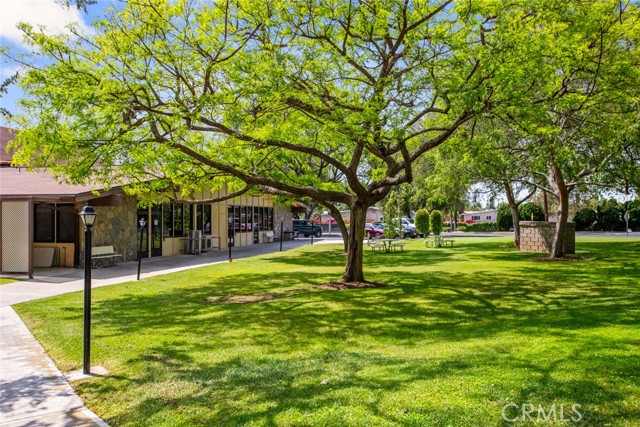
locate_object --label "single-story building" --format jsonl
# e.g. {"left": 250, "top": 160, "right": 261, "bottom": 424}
{"left": 0, "top": 127, "right": 287, "bottom": 277}
{"left": 460, "top": 209, "right": 498, "bottom": 223}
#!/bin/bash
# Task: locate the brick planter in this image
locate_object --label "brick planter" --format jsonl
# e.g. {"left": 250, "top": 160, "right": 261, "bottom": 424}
{"left": 519, "top": 221, "right": 575, "bottom": 254}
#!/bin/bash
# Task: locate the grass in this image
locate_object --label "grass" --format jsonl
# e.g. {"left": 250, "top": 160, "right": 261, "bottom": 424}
{"left": 0, "top": 277, "right": 19, "bottom": 285}
{"left": 14, "top": 237, "right": 640, "bottom": 427}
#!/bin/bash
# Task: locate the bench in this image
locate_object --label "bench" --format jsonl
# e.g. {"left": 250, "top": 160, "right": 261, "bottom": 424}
{"left": 91, "top": 245, "right": 122, "bottom": 267}
{"left": 424, "top": 237, "right": 455, "bottom": 248}
{"left": 390, "top": 242, "right": 406, "bottom": 252}
{"left": 369, "top": 243, "right": 385, "bottom": 252}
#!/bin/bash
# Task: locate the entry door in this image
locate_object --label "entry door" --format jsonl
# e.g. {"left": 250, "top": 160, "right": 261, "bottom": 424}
{"left": 150, "top": 209, "right": 162, "bottom": 257}
{"left": 137, "top": 209, "right": 162, "bottom": 258}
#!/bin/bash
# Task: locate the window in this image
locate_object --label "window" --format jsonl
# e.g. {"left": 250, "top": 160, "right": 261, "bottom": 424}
{"left": 56, "top": 207, "right": 75, "bottom": 243}
{"left": 34, "top": 205, "right": 55, "bottom": 242}
{"left": 183, "top": 204, "right": 192, "bottom": 235}
{"left": 486, "top": 215, "right": 492, "bottom": 220}
{"left": 203, "top": 204, "right": 211, "bottom": 234}
{"left": 163, "top": 203, "right": 173, "bottom": 237}
{"left": 173, "top": 204, "right": 184, "bottom": 237}
{"left": 34, "top": 203, "right": 75, "bottom": 243}
{"left": 472, "top": 215, "right": 481, "bottom": 221}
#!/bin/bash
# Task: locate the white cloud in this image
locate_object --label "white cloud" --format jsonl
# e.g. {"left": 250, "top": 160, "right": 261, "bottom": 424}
{"left": 0, "top": 0, "right": 92, "bottom": 47}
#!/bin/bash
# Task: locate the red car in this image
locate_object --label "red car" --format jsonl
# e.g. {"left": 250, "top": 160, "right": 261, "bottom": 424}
{"left": 365, "top": 223, "right": 384, "bottom": 239}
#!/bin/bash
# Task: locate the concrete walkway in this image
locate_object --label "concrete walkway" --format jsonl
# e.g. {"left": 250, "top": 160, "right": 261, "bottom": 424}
{"left": 1, "top": 238, "right": 334, "bottom": 427}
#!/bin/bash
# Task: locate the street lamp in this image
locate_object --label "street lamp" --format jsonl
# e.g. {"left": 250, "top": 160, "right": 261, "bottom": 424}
{"left": 79, "top": 204, "right": 97, "bottom": 375}
{"left": 137, "top": 216, "right": 147, "bottom": 280}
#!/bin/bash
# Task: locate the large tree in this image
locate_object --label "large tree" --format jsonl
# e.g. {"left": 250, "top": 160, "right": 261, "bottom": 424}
{"left": 10, "top": 0, "right": 635, "bottom": 279}
{"left": 10, "top": 0, "right": 507, "bottom": 283}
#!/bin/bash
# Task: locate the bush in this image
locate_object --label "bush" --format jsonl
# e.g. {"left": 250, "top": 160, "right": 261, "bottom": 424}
{"left": 497, "top": 204, "right": 513, "bottom": 231}
{"left": 464, "top": 222, "right": 499, "bottom": 232}
{"left": 574, "top": 209, "right": 597, "bottom": 231}
{"left": 519, "top": 202, "right": 545, "bottom": 221}
{"left": 430, "top": 210, "right": 443, "bottom": 235}
{"left": 415, "top": 209, "right": 430, "bottom": 236}
{"left": 456, "top": 224, "right": 467, "bottom": 231}
{"left": 596, "top": 198, "right": 624, "bottom": 231}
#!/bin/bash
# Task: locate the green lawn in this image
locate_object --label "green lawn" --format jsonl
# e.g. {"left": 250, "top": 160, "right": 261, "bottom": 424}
{"left": 14, "top": 237, "right": 640, "bottom": 427}
{"left": 0, "top": 277, "right": 19, "bottom": 285}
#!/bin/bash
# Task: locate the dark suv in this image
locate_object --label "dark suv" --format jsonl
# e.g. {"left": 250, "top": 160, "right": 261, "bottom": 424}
{"left": 292, "top": 219, "right": 323, "bottom": 237}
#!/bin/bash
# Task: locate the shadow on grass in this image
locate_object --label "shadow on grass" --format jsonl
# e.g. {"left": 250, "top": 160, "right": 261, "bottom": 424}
{"left": 22, "top": 239, "right": 640, "bottom": 426}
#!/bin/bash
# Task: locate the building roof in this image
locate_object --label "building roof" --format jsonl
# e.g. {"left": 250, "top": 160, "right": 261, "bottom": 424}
{"left": 0, "top": 167, "right": 100, "bottom": 200}
{"left": 0, "top": 126, "right": 119, "bottom": 202}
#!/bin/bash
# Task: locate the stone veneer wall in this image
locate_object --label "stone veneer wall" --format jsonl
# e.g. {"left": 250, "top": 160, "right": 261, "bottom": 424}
{"left": 77, "top": 195, "right": 139, "bottom": 264}
{"left": 519, "top": 221, "right": 575, "bottom": 254}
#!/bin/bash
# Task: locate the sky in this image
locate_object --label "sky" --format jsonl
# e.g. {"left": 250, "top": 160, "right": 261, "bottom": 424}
{"left": 0, "top": 0, "right": 109, "bottom": 126}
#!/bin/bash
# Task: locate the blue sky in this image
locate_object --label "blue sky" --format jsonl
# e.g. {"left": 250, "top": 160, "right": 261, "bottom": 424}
{"left": 0, "top": 0, "right": 112, "bottom": 126}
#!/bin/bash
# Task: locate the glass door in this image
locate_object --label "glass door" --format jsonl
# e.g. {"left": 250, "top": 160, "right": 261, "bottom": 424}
{"left": 150, "top": 208, "right": 162, "bottom": 257}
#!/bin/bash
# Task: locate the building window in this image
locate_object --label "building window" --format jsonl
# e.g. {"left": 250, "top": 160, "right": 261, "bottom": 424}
{"left": 173, "top": 204, "right": 183, "bottom": 237}
{"left": 486, "top": 215, "right": 492, "bottom": 221}
{"left": 34, "top": 205, "right": 55, "bottom": 242}
{"left": 162, "top": 203, "right": 173, "bottom": 238}
{"left": 472, "top": 215, "right": 480, "bottom": 221}
{"left": 34, "top": 204, "right": 75, "bottom": 243}
{"left": 56, "top": 207, "right": 75, "bottom": 243}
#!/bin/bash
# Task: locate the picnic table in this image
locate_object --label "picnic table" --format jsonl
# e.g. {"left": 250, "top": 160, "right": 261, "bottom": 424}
{"left": 424, "top": 236, "right": 455, "bottom": 248}
{"left": 369, "top": 238, "right": 406, "bottom": 253}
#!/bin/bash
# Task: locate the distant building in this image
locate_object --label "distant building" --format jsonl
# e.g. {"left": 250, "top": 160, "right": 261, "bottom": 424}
{"left": 460, "top": 209, "right": 498, "bottom": 223}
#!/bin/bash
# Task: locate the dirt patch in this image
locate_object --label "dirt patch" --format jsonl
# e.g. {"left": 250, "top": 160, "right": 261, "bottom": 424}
{"left": 318, "top": 281, "right": 388, "bottom": 290}
{"left": 531, "top": 256, "right": 594, "bottom": 262}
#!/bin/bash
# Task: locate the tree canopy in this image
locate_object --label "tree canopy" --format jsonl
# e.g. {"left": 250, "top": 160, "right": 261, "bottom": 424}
{"left": 7, "top": 0, "right": 640, "bottom": 279}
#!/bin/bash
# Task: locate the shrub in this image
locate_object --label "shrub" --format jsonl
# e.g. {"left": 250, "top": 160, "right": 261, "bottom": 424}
{"left": 519, "top": 202, "right": 545, "bottom": 221}
{"left": 456, "top": 224, "right": 467, "bottom": 231}
{"left": 430, "top": 210, "right": 443, "bottom": 235}
{"left": 465, "top": 222, "right": 499, "bottom": 232}
{"left": 574, "top": 209, "right": 597, "bottom": 231}
{"left": 415, "top": 209, "right": 430, "bottom": 236}
{"left": 497, "top": 204, "right": 513, "bottom": 231}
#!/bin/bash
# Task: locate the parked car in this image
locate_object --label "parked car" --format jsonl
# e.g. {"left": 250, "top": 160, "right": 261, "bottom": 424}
{"left": 292, "top": 219, "right": 323, "bottom": 237}
{"left": 393, "top": 218, "right": 418, "bottom": 238}
{"left": 365, "top": 223, "right": 384, "bottom": 239}
{"left": 373, "top": 222, "right": 417, "bottom": 239}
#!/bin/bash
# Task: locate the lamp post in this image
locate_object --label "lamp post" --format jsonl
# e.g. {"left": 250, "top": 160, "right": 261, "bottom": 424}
{"left": 137, "top": 217, "right": 147, "bottom": 280}
{"left": 79, "top": 204, "right": 97, "bottom": 375}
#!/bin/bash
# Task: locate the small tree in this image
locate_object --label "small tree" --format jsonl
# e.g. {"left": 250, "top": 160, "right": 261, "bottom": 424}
{"left": 430, "top": 210, "right": 443, "bottom": 236}
{"left": 518, "top": 203, "right": 545, "bottom": 222}
{"left": 383, "top": 192, "right": 399, "bottom": 239}
{"left": 496, "top": 204, "right": 513, "bottom": 231}
{"left": 415, "top": 209, "right": 430, "bottom": 237}
{"left": 574, "top": 209, "right": 597, "bottom": 231}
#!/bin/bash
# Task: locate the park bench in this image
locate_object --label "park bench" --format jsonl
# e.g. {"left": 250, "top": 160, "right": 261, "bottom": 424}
{"left": 369, "top": 242, "right": 385, "bottom": 252}
{"left": 424, "top": 236, "right": 455, "bottom": 248}
{"left": 91, "top": 245, "right": 122, "bottom": 267}
{"left": 390, "top": 242, "right": 406, "bottom": 252}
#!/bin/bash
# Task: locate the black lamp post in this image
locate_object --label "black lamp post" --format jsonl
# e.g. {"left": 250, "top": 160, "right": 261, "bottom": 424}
{"left": 79, "top": 204, "right": 97, "bottom": 375}
{"left": 137, "top": 216, "right": 147, "bottom": 280}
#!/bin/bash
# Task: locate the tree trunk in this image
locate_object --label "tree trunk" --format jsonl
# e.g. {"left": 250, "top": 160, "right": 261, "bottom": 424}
{"left": 549, "top": 162, "right": 569, "bottom": 258}
{"left": 503, "top": 180, "right": 521, "bottom": 248}
{"left": 324, "top": 203, "right": 349, "bottom": 253}
{"left": 340, "top": 203, "right": 367, "bottom": 283}
{"left": 543, "top": 190, "right": 549, "bottom": 222}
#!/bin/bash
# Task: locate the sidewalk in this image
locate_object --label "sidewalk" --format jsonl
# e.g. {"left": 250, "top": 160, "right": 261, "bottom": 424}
{"left": 1, "top": 238, "right": 332, "bottom": 426}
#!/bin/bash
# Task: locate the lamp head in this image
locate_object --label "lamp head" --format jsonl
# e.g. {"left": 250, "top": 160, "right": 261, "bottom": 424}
{"left": 79, "top": 204, "right": 97, "bottom": 228}
{"left": 139, "top": 217, "right": 147, "bottom": 228}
